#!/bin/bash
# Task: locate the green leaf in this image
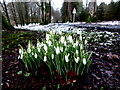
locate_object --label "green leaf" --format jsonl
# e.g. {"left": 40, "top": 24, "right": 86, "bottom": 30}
{"left": 17, "top": 71, "right": 23, "bottom": 75}
{"left": 24, "top": 73, "right": 30, "bottom": 77}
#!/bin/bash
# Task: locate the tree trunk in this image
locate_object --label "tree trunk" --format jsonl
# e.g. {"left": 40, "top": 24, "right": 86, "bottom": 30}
{"left": 11, "top": 2, "right": 18, "bottom": 26}
{"left": 48, "top": 1, "right": 51, "bottom": 23}
{"left": 3, "top": 0, "right": 11, "bottom": 24}
{"left": 41, "top": 2, "right": 44, "bottom": 24}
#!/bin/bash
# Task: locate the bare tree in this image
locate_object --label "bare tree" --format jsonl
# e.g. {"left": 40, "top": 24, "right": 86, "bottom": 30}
{"left": 2, "top": 0, "right": 10, "bottom": 23}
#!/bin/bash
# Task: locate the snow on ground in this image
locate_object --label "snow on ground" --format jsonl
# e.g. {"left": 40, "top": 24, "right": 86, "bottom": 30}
{"left": 14, "top": 21, "right": 120, "bottom": 32}
{"left": 96, "top": 21, "right": 120, "bottom": 25}
{"left": 14, "top": 23, "right": 85, "bottom": 32}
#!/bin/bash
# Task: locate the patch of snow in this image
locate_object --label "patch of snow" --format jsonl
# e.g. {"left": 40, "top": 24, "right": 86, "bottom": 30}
{"left": 97, "top": 21, "right": 120, "bottom": 25}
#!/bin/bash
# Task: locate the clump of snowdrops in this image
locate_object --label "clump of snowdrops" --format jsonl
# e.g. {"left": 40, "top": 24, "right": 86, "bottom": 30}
{"left": 18, "top": 29, "right": 92, "bottom": 80}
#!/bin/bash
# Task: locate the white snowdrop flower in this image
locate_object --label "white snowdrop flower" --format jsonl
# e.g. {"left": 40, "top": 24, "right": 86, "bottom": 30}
{"left": 52, "top": 54, "right": 54, "bottom": 59}
{"left": 37, "top": 42, "right": 40, "bottom": 48}
{"left": 19, "top": 49, "right": 22, "bottom": 54}
{"left": 28, "top": 48, "right": 31, "bottom": 53}
{"left": 60, "top": 36, "right": 65, "bottom": 43}
{"left": 73, "top": 43, "right": 76, "bottom": 47}
{"left": 80, "top": 44, "right": 83, "bottom": 50}
{"left": 68, "top": 35, "right": 73, "bottom": 43}
{"left": 46, "top": 34, "right": 50, "bottom": 41}
{"left": 18, "top": 55, "right": 20, "bottom": 59}
{"left": 32, "top": 52, "right": 34, "bottom": 55}
{"left": 37, "top": 47, "right": 40, "bottom": 52}
{"left": 56, "top": 47, "right": 60, "bottom": 54}
{"left": 75, "top": 40, "right": 79, "bottom": 46}
{"left": 65, "top": 54, "right": 69, "bottom": 62}
{"left": 44, "top": 56, "right": 47, "bottom": 62}
{"left": 50, "top": 30, "right": 53, "bottom": 34}
{"left": 76, "top": 50, "right": 79, "bottom": 54}
{"left": 85, "top": 40, "right": 87, "bottom": 44}
{"left": 79, "top": 35, "right": 82, "bottom": 41}
{"left": 34, "top": 53, "right": 37, "bottom": 59}
{"left": 64, "top": 41, "right": 67, "bottom": 46}
{"left": 59, "top": 30, "right": 62, "bottom": 35}
{"left": 27, "top": 42, "right": 31, "bottom": 53}
{"left": 75, "top": 57, "right": 79, "bottom": 63}
{"left": 83, "top": 58, "right": 86, "bottom": 65}
{"left": 60, "top": 46, "right": 63, "bottom": 52}
{"left": 44, "top": 44, "right": 48, "bottom": 52}
{"left": 20, "top": 54, "right": 23, "bottom": 59}
{"left": 48, "top": 40, "right": 52, "bottom": 46}
{"left": 77, "top": 30, "right": 81, "bottom": 35}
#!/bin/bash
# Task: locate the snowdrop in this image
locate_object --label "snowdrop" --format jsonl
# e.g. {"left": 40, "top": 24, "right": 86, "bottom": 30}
{"left": 37, "top": 47, "right": 40, "bottom": 52}
{"left": 68, "top": 35, "right": 73, "bottom": 43}
{"left": 37, "top": 41, "right": 40, "bottom": 48}
{"left": 76, "top": 50, "right": 79, "bottom": 54}
{"left": 64, "top": 41, "right": 67, "bottom": 46}
{"left": 83, "top": 58, "right": 86, "bottom": 65}
{"left": 59, "top": 30, "right": 62, "bottom": 35}
{"left": 32, "top": 52, "right": 34, "bottom": 55}
{"left": 56, "top": 47, "right": 60, "bottom": 54}
{"left": 46, "top": 34, "right": 50, "bottom": 41}
{"left": 73, "top": 43, "right": 76, "bottom": 47}
{"left": 18, "top": 55, "right": 20, "bottom": 59}
{"left": 44, "top": 44, "right": 47, "bottom": 52}
{"left": 34, "top": 53, "right": 37, "bottom": 59}
{"left": 52, "top": 54, "right": 54, "bottom": 59}
{"left": 75, "top": 40, "right": 79, "bottom": 46}
{"left": 65, "top": 54, "right": 69, "bottom": 62}
{"left": 75, "top": 57, "right": 79, "bottom": 63}
{"left": 60, "top": 46, "right": 63, "bottom": 52}
{"left": 85, "top": 40, "right": 87, "bottom": 44}
{"left": 27, "top": 42, "right": 31, "bottom": 53}
{"left": 77, "top": 30, "right": 81, "bottom": 35}
{"left": 79, "top": 35, "right": 82, "bottom": 41}
{"left": 48, "top": 40, "right": 52, "bottom": 46}
{"left": 19, "top": 49, "right": 22, "bottom": 54}
{"left": 80, "top": 44, "right": 83, "bottom": 50}
{"left": 44, "top": 55, "right": 47, "bottom": 62}
{"left": 60, "top": 36, "right": 65, "bottom": 44}
{"left": 20, "top": 54, "right": 23, "bottom": 59}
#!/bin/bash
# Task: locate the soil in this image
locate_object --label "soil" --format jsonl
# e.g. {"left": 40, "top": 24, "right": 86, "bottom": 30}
{"left": 2, "top": 29, "right": 120, "bottom": 89}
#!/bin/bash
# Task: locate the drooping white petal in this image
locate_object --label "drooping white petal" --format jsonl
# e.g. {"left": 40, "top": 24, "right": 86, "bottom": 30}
{"left": 20, "top": 54, "right": 23, "bottom": 59}
{"left": 75, "top": 40, "right": 79, "bottom": 46}
{"left": 80, "top": 44, "right": 83, "bottom": 50}
{"left": 76, "top": 50, "right": 79, "bottom": 54}
{"left": 85, "top": 40, "right": 87, "bottom": 44}
{"left": 65, "top": 55, "right": 69, "bottom": 62}
{"left": 83, "top": 58, "right": 86, "bottom": 65}
{"left": 60, "top": 46, "right": 63, "bottom": 52}
{"left": 37, "top": 47, "right": 40, "bottom": 52}
{"left": 44, "top": 44, "right": 48, "bottom": 52}
{"left": 18, "top": 55, "right": 20, "bottom": 59}
{"left": 77, "top": 30, "right": 82, "bottom": 35}
{"left": 52, "top": 54, "right": 54, "bottom": 59}
{"left": 34, "top": 53, "right": 37, "bottom": 59}
{"left": 27, "top": 41, "right": 31, "bottom": 53}
{"left": 44, "top": 56, "right": 47, "bottom": 62}
{"left": 59, "top": 30, "right": 62, "bottom": 35}
{"left": 56, "top": 47, "right": 60, "bottom": 54}
{"left": 68, "top": 35, "right": 73, "bottom": 43}
{"left": 19, "top": 49, "right": 22, "bottom": 54}
{"left": 64, "top": 41, "right": 67, "bottom": 46}
{"left": 46, "top": 34, "right": 50, "bottom": 41}
{"left": 79, "top": 35, "right": 82, "bottom": 41}
{"left": 48, "top": 40, "right": 52, "bottom": 46}
{"left": 75, "top": 57, "right": 79, "bottom": 63}
{"left": 60, "top": 36, "right": 65, "bottom": 43}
